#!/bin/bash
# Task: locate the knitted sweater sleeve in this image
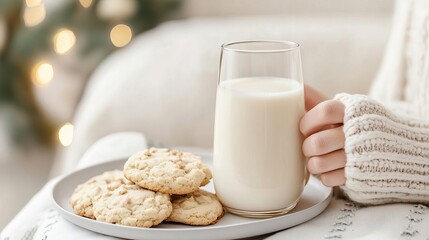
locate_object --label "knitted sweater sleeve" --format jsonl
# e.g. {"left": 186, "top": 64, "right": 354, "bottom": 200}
{"left": 334, "top": 93, "right": 429, "bottom": 205}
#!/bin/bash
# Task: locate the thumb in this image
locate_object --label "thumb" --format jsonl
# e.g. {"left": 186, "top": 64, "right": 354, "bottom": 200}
{"left": 304, "top": 84, "right": 328, "bottom": 111}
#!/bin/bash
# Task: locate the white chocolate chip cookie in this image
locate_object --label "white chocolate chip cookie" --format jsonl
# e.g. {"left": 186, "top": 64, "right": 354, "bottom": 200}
{"left": 166, "top": 189, "right": 224, "bottom": 226}
{"left": 70, "top": 170, "right": 129, "bottom": 219}
{"left": 124, "top": 148, "right": 212, "bottom": 195}
{"left": 93, "top": 184, "right": 172, "bottom": 228}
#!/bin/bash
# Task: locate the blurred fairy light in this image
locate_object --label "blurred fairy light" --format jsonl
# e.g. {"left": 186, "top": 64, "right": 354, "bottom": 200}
{"left": 31, "top": 62, "right": 54, "bottom": 87}
{"left": 25, "top": 0, "right": 42, "bottom": 7}
{"left": 58, "top": 123, "right": 74, "bottom": 146}
{"left": 53, "top": 28, "right": 76, "bottom": 54}
{"left": 23, "top": 3, "right": 46, "bottom": 27}
{"left": 110, "top": 24, "right": 132, "bottom": 48}
{"left": 79, "top": 0, "right": 93, "bottom": 8}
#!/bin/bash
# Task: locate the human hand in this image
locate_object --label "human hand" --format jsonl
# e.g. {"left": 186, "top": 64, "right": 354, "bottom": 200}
{"left": 299, "top": 85, "right": 347, "bottom": 187}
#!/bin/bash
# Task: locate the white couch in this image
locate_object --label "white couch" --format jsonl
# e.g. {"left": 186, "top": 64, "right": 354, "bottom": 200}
{"left": 52, "top": 1, "right": 393, "bottom": 174}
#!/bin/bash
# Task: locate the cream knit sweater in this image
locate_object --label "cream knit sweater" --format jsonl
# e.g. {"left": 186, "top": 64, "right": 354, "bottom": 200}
{"left": 336, "top": 0, "right": 429, "bottom": 205}
{"left": 336, "top": 94, "right": 429, "bottom": 205}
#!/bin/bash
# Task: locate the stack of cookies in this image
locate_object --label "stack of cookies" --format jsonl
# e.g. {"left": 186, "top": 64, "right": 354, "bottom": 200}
{"left": 70, "top": 148, "right": 224, "bottom": 228}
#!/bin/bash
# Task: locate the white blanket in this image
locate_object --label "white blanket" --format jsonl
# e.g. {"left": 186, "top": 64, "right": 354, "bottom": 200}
{"left": 2, "top": 132, "right": 429, "bottom": 240}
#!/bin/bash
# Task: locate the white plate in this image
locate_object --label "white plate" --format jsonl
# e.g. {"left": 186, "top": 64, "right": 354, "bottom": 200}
{"left": 52, "top": 156, "right": 332, "bottom": 240}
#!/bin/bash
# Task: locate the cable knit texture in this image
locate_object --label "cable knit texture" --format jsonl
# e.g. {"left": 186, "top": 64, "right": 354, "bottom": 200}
{"left": 335, "top": 93, "right": 429, "bottom": 205}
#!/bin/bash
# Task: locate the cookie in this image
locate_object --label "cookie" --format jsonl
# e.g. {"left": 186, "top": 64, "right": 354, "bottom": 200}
{"left": 93, "top": 184, "right": 172, "bottom": 228}
{"left": 70, "top": 170, "right": 128, "bottom": 219}
{"left": 166, "top": 189, "right": 224, "bottom": 226}
{"left": 124, "top": 148, "right": 212, "bottom": 195}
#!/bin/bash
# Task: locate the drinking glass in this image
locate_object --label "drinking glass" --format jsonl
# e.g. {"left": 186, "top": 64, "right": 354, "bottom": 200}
{"left": 213, "top": 40, "right": 307, "bottom": 218}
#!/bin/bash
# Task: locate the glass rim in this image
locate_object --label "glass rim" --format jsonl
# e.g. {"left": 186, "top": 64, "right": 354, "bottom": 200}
{"left": 221, "top": 40, "right": 300, "bottom": 53}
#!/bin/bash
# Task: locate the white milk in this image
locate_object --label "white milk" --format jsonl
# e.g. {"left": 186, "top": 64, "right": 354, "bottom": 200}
{"left": 213, "top": 77, "right": 306, "bottom": 212}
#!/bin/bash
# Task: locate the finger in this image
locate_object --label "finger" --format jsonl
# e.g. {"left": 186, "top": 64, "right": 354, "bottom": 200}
{"left": 302, "top": 127, "right": 345, "bottom": 157}
{"left": 300, "top": 100, "right": 344, "bottom": 137}
{"left": 318, "top": 123, "right": 343, "bottom": 133}
{"left": 307, "top": 149, "right": 346, "bottom": 175}
{"left": 320, "top": 168, "right": 346, "bottom": 187}
{"left": 304, "top": 84, "right": 328, "bottom": 111}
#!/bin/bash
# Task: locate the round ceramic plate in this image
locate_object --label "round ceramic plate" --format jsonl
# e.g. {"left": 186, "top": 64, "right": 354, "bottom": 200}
{"left": 52, "top": 156, "right": 332, "bottom": 240}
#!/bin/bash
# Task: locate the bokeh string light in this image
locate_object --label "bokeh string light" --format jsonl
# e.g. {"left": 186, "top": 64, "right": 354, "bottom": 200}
{"left": 58, "top": 123, "right": 74, "bottom": 146}
{"left": 53, "top": 28, "right": 76, "bottom": 54}
{"left": 110, "top": 24, "right": 132, "bottom": 47}
{"left": 79, "top": 0, "right": 93, "bottom": 8}
{"left": 31, "top": 62, "right": 54, "bottom": 87}
{"left": 25, "top": 0, "right": 42, "bottom": 7}
{"left": 23, "top": 2, "right": 46, "bottom": 27}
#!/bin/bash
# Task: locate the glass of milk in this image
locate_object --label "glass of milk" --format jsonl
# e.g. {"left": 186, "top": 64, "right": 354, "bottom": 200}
{"left": 213, "top": 40, "right": 307, "bottom": 218}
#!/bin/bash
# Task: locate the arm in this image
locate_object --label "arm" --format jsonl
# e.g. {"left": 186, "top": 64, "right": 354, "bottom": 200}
{"left": 300, "top": 86, "right": 429, "bottom": 205}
